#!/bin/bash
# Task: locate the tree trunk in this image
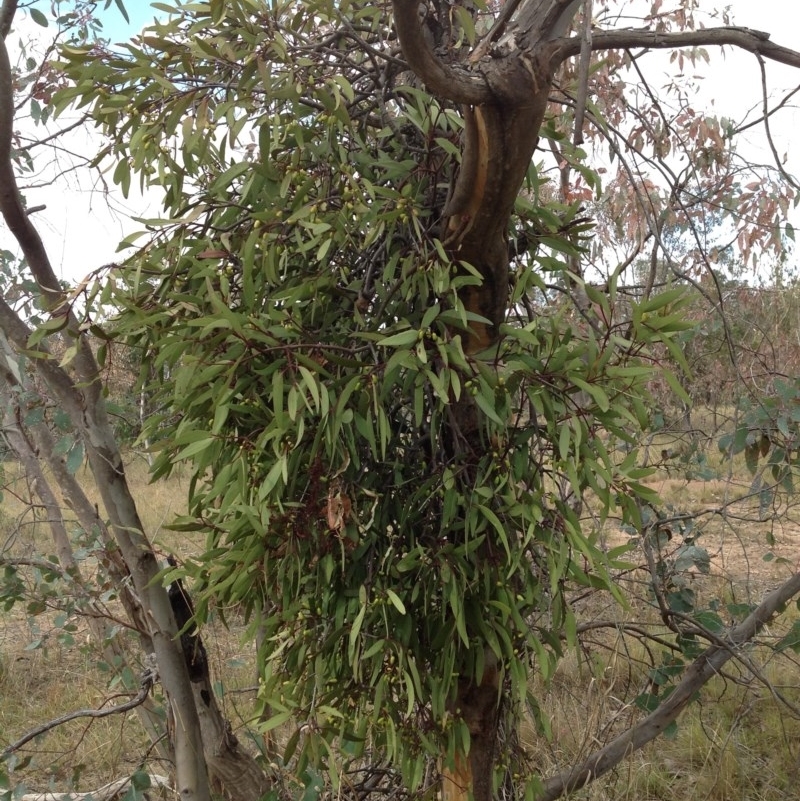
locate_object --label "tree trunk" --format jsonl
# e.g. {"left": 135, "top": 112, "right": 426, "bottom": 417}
{"left": 442, "top": 655, "right": 501, "bottom": 801}
{"left": 391, "top": 3, "right": 582, "bottom": 799}
{"left": 167, "top": 577, "right": 273, "bottom": 801}
{"left": 0, "top": 382, "right": 171, "bottom": 763}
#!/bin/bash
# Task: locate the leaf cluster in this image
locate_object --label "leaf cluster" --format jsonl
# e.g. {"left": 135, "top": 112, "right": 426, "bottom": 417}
{"left": 53, "top": 0, "right": 692, "bottom": 787}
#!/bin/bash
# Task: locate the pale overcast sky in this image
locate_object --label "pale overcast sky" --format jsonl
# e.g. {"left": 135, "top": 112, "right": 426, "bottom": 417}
{"left": 4, "top": 1, "right": 800, "bottom": 283}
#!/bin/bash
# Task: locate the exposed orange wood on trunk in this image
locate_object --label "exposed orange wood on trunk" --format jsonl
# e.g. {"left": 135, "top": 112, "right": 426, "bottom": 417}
{"left": 442, "top": 656, "right": 501, "bottom": 801}
{"left": 444, "top": 105, "right": 490, "bottom": 246}
{"left": 441, "top": 752, "right": 472, "bottom": 801}
{"left": 390, "top": 7, "right": 574, "bottom": 801}
{"left": 439, "top": 56, "right": 557, "bottom": 801}
{"left": 442, "top": 51, "right": 559, "bottom": 353}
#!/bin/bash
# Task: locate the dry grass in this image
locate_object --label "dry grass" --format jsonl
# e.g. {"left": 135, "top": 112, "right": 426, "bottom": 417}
{"left": 521, "top": 632, "right": 800, "bottom": 800}
{"left": 3, "top": 425, "right": 800, "bottom": 800}
{"left": 0, "top": 455, "right": 261, "bottom": 792}
{"left": 0, "top": 643, "right": 152, "bottom": 787}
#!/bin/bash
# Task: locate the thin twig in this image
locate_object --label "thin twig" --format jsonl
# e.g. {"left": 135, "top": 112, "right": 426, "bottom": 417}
{"left": 755, "top": 52, "right": 800, "bottom": 194}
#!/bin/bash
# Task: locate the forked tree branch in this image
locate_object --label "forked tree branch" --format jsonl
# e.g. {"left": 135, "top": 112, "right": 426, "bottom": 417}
{"left": 391, "top": 0, "right": 490, "bottom": 104}
{"left": 392, "top": 0, "right": 583, "bottom": 105}
{"left": 393, "top": 0, "right": 800, "bottom": 110}
{"left": 539, "top": 570, "right": 800, "bottom": 801}
{"left": 0, "top": 29, "right": 106, "bottom": 410}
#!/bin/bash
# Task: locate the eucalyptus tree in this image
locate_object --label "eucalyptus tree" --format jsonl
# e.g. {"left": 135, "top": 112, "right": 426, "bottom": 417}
{"left": 3, "top": 1, "right": 800, "bottom": 800}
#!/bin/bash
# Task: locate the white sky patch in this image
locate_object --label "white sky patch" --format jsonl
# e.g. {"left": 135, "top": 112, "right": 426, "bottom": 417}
{"left": 663, "top": 2, "right": 800, "bottom": 176}
{"left": 2, "top": 1, "right": 800, "bottom": 283}
{"left": 4, "top": 4, "right": 164, "bottom": 282}
{"left": 95, "top": 1, "right": 163, "bottom": 44}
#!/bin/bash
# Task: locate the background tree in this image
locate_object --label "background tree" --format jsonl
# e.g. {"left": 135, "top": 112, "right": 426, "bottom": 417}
{"left": 3, "top": 2, "right": 800, "bottom": 801}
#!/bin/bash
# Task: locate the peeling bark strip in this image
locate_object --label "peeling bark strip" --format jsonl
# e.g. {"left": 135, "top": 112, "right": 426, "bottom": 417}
{"left": 441, "top": 105, "right": 488, "bottom": 233}
{"left": 392, "top": 0, "right": 564, "bottom": 353}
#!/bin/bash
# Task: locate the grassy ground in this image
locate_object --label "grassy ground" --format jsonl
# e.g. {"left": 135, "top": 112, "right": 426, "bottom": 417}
{"left": 523, "top": 624, "right": 800, "bottom": 799}
{"left": 2, "top": 425, "right": 800, "bottom": 800}
{"left": 0, "top": 457, "right": 257, "bottom": 791}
